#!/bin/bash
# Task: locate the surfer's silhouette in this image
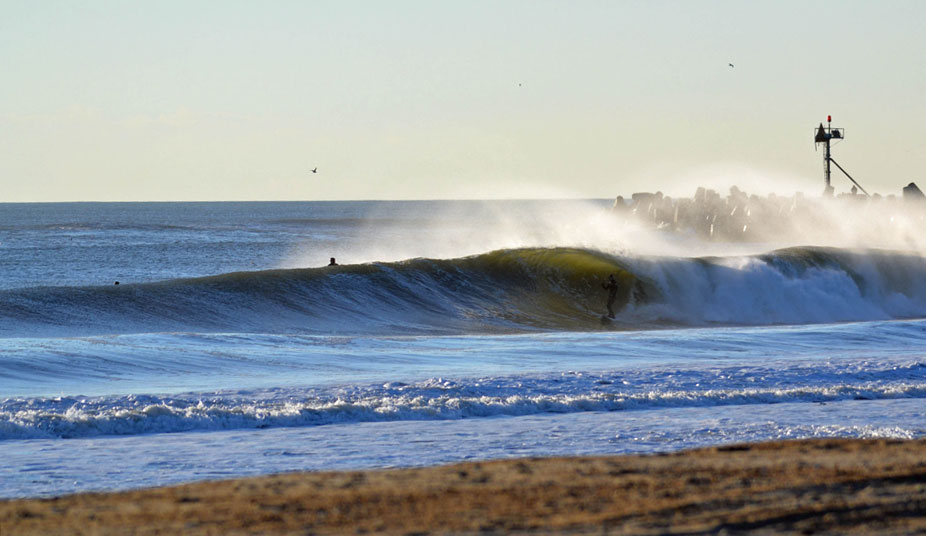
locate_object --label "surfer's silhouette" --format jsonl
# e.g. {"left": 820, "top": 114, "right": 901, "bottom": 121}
{"left": 602, "top": 274, "right": 619, "bottom": 319}
{"left": 328, "top": 257, "right": 338, "bottom": 266}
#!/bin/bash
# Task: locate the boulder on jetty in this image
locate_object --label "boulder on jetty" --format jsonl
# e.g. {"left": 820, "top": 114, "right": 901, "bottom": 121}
{"left": 903, "top": 182, "right": 925, "bottom": 200}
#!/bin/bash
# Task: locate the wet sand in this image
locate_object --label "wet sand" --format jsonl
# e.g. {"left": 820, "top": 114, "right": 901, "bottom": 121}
{"left": 2, "top": 438, "right": 925, "bottom": 535}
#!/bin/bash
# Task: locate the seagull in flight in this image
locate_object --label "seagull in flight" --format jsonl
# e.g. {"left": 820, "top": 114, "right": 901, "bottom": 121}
{"left": 728, "top": 63, "right": 734, "bottom": 68}
{"left": 311, "top": 167, "right": 317, "bottom": 174}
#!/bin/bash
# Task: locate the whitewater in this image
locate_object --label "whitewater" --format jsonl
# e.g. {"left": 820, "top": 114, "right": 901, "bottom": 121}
{"left": 1, "top": 199, "right": 925, "bottom": 498}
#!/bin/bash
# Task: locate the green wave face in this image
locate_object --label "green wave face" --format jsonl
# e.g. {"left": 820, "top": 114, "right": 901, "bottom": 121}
{"left": 445, "top": 247, "right": 640, "bottom": 328}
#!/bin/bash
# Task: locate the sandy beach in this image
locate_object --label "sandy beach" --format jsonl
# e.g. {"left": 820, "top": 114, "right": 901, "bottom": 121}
{"left": 2, "top": 438, "right": 924, "bottom": 535}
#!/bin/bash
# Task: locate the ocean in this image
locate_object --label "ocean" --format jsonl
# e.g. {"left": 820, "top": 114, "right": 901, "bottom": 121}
{"left": 1, "top": 199, "right": 925, "bottom": 498}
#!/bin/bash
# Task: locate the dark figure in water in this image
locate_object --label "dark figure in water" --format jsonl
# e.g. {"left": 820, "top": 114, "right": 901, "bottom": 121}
{"left": 602, "top": 274, "right": 619, "bottom": 319}
{"left": 328, "top": 257, "right": 338, "bottom": 266}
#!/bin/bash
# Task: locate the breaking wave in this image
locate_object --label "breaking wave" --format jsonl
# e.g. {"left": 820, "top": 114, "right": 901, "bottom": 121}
{"left": 1, "top": 246, "right": 925, "bottom": 338}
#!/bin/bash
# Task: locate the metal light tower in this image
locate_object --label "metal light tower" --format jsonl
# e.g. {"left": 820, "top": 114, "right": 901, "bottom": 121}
{"left": 814, "top": 115, "right": 868, "bottom": 197}
{"left": 814, "top": 115, "right": 841, "bottom": 196}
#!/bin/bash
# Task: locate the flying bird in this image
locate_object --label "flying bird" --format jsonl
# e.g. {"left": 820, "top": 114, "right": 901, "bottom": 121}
{"left": 311, "top": 167, "right": 317, "bottom": 174}
{"left": 728, "top": 63, "right": 734, "bottom": 68}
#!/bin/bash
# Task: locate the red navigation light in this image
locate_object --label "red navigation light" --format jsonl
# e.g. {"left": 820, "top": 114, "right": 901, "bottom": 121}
{"left": 827, "top": 115, "right": 832, "bottom": 122}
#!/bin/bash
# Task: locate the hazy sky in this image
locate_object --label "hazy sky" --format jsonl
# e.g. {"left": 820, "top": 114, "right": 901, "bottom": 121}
{"left": 3, "top": 0, "right": 925, "bottom": 201}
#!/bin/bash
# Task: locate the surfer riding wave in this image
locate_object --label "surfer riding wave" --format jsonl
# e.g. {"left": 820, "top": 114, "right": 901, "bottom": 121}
{"left": 602, "top": 274, "right": 619, "bottom": 319}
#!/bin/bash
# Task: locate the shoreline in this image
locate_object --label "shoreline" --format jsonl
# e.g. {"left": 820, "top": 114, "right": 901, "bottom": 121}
{"left": 3, "top": 438, "right": 925, "bottom": 534}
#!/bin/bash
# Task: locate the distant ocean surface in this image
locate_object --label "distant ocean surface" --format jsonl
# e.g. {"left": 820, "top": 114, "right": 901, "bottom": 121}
{"left": 1, "top": 200, "right": 925, "bottom": 498}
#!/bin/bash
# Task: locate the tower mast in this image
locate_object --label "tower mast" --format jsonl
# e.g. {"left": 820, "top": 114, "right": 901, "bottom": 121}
{"left": 814, "top": 115, "right": 868, "bottom": 197}
{"left": 814, "top": 115, "right": 840, "bottom": 196}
